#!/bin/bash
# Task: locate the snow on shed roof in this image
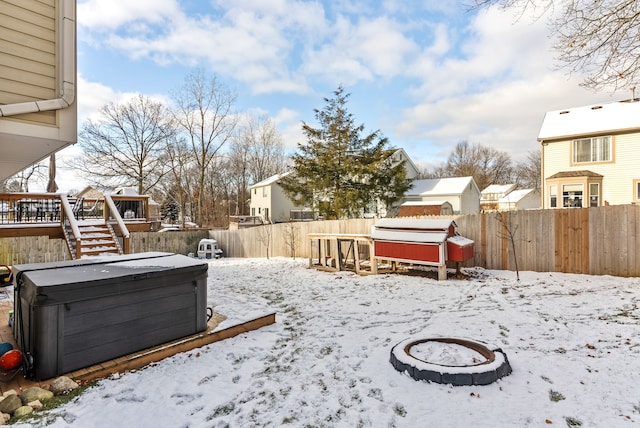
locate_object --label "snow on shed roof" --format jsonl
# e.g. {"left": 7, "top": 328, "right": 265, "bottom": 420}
{"left": 538, "top": 100, "right": 640, "bottom": 141}
{"left": 375, "top": 217, "right": 455, "bottom": 230}
{"left": 407, "top": 176, "right": 476, "bottom": 196}
{"left": 250, "top": 171, "right": 292, "bottom": 188}
{"left": 481, "top": 184, "right": 516, "bottom": 195}
{"left": 497, "top": 188, "right": 535, "bottom": 203}
{"left": 113, "top": 187, "right": 140, "bottom": 196}
{"left": 400, "top": 200, "right": 450, "bottom": 207}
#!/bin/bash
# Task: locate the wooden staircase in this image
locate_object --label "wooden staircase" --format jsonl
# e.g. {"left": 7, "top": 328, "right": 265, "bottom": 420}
{"left": 64, "top": 221, "right": 122, "bottom": 259}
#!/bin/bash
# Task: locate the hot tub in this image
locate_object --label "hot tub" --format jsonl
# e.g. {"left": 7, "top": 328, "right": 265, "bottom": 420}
{"left": 13, "top": 252, "right": 208, "bottom": 380}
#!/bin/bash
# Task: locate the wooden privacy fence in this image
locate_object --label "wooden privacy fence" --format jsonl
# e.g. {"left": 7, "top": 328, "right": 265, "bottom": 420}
{"left": 0, "top": 230, "right": 208, "bottom": 266}
{"left": 1, "top": 205, "right": 639, "bottom": 277}
{"left": 209, "top": 205, "right": 640, "bottom": 277}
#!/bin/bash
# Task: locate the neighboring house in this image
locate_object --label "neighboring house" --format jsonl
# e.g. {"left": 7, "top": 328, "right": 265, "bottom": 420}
{"left": 363, "top": 148, "right": 420, "bottom": 217}
{"left": 249, "top": 148, "right": 419, "bottom": 222}
{"left": 386, "top": 148, "right": 420, "bottom": 180}
{"left": 0, "top": 1, "right": 77, "bottom": 181}
{"left": 538, "top": 99, "right": 640, "bottom": 208}
{"left": 480, "top": 184, "right": 517, "bottom": 212}
{"left": 249, "top": 172, "right": 298, "bottom": 223}
{"left": 497, "top": 189, "right": 540, "bottom": 211}
{"left": 403, "top": 176, "right": 480, "bottom": 215}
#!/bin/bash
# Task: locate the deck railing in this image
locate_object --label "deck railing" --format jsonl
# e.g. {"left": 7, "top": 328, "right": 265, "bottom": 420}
{"left": 0, "top": 192, "right": 63, "bottom": 225}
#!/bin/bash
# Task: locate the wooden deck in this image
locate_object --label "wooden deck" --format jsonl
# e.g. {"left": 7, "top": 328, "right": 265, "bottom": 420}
{"left": 0, "top": 292, "right": 275, "bottom": 393}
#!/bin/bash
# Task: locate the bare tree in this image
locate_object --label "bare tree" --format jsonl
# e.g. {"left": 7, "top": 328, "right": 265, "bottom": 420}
{"left": 2, "top": 163, "right": 46, "bottom": 192}
{"left": 172, "top": 69, "right": 237, "bottom": 226}
{"left": 495, "top": 210, "right": 521, "bottom": 281}
{"left": 163, "top": 137, "right": 196, "bottom": 228}
{"left": 227, "top": 114, "right": 287, "bottom": 216}
{"left": 283, "top": 223, "right": 300, "bottom": 259}
{"left": 76, "top": 94, "right": 174, "bottom": 194}
{"left": 203, "top": 155, "right": 234, "bottom": 227}
{"left": 243, "top": 115, "right": 287, "bottom": 184}
{"left": 256, "top": 224, "right": 273, "bottom": 259}
{"left": 470, "top": 0, "right": 640, "bottom": 91}
{"left": 514, "top": 150, "right": 541, "bottom": 189}
{"left": 425, "top": 141, "right": 514, "bottom": 190}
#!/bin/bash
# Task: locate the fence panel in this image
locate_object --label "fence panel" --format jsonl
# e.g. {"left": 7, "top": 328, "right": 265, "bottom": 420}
{"left": 2, "top": 206, "right": 640, "bottom": 277}
{"left": 129, "top": 231, "right": 209, "bottom": 256}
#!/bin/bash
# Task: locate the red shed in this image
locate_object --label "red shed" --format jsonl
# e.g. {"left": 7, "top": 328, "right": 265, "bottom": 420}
{"left": 371, "top": 218, "right": 474, "bottom": 279}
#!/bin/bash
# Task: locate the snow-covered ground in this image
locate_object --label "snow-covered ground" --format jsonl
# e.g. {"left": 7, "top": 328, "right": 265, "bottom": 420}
{"left": 18, "top": 258, "right": 640, "bottom": 427}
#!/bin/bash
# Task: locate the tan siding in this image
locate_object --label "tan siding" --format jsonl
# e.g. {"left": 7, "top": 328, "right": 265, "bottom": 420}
{"left": 542, "top": 140, "right": 571, "bottom": 179}
{"left": 0, "top": 0, "right": 57, "bottom": 125}
{"left": 604, "top": 133, "right": 640, "bottom": 205}
{"left": 543, "top": 132, "right": 640, "bottom": 206}
{"left": 4, "top": 0, "right": 55, "bottom": 23}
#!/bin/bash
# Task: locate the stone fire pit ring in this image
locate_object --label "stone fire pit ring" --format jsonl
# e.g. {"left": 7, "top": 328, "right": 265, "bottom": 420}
{"left": 390, "top": 337, "right": 512, "bottom": 386}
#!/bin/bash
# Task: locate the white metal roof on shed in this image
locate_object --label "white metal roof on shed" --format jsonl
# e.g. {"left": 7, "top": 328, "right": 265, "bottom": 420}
{"left": 497, "top": 188, "right": 535, "bottom": 203}
{"left": 481, "top": 184, "right": 516, "bottom": 195}
{"left": 447, "top": 235, "right": 474, "bottom": 247}
{"left": 250, "top": 171, "right": 292, "bottom": 188}
{"left": 374, "top": 218, "right": 455, "bottom": 230}
{"left": 406, "top": 176, "right": 476, "bottom": 196}
{"left": 400, "top": 200, "right": 449, "bottom": 206}
{"left": 538, "top": 100, "right": 640, "bottom": 141}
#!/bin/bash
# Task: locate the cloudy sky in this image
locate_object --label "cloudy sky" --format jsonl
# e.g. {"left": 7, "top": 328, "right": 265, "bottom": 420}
{"left": 56, "top": 0, "right": 623, "bottom": 191}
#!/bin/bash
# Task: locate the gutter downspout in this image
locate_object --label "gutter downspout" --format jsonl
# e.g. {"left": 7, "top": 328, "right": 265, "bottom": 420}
{"left": 0, "top": 0, "right": 75, "bottom": 117}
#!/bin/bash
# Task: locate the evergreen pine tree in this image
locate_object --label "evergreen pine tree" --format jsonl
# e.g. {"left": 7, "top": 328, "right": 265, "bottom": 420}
{"left": 281, "top": 86, "right": 410, "bottom": 219}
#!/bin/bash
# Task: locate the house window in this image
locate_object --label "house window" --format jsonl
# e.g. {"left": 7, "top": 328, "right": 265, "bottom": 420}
{"left": 264, "top": 208, "right": 269, "bottom": 221}
{"left": 254, "top": 189, "right": 256, "bottom": 195}
{"left": 572, "top": 136, "right": 611, "bottom": 163}
{"left": 589, "top": 183, "right": 599, "bottom": 207}
{"left": 634, "top": 179, "right": 640, "bottom": 202}
{"left": 262, "top": 187, "right": 268, "bottom": 197}
{"left": 251, "top": 208, "right": 255, "bottom": 216}
{"left": 562, "top": 184, "right": 583, "bottom": 208}
{"left": 549, "top": 185, "right": 557, "bottom": 208}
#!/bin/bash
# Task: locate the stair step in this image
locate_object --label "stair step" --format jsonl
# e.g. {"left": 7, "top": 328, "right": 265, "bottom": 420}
{"left": 81, "top": 249, "right": 120, "bottom": 257}
{"left": 80, "top": 233, "right": 113, "bottom": 241}
{"left": 80, "top": 240, "right": 116, "bottom": 247}
{"left": 65, "top": 217, "right": 123, "bottom": 259}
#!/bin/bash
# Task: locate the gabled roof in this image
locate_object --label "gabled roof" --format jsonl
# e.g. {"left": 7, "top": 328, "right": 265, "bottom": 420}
{"left": 400, "top": 200, "right": 450, "bottom": 207}
{"left": 481, "top": 184, "right": 517, "bottom": 195}
{"left": 547, "top": 170, "right": 603, "bottom": 179}
{"left": 538, "top": 99, "right": 640, "bottom": 142}
{"left": 497, "top": 189, "right": 536, "bottom": 203}
{"left": 386, "top": 148, "right": 419, "bottom": 179}
{"left": 407, "top": 176, "right": 477, "bottom": 197}
{"left": 113, "top": 187, "right": 140, "bottom": 196}
{"left": 250, "top": 171, "right": 292, "bottom": 189}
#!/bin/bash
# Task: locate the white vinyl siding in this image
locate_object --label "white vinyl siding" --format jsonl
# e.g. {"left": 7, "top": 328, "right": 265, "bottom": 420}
{"left": 544, "top": 133, "right": 640, "bottom": 206}
{"left": 0, "top": 0, "right": 56, "bottom": 125}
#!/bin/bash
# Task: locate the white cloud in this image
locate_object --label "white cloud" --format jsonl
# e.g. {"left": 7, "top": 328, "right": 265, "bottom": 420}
{"left": 77, "top": 0, "right": 182, "bottom": 30}
{"left": 74, "top": 0, "right": 629, "bottom": 173}
{"left": 273, "top": 108, "right": 304, "bottom": 151}
{"left": 77, "top": 75, "right": 171, "bottom": 125}
{"left": 391, "top": 5, "right": 614, "bottom": 166}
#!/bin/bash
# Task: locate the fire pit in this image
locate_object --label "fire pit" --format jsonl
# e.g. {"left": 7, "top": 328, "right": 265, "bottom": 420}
{"left": 390, "top": 337, "right": 512, "bottom": 386}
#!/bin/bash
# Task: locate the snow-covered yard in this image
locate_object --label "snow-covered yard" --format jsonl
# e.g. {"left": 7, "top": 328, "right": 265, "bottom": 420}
{"left": 18, "top": 257, "right": 640, "bottom": 427}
